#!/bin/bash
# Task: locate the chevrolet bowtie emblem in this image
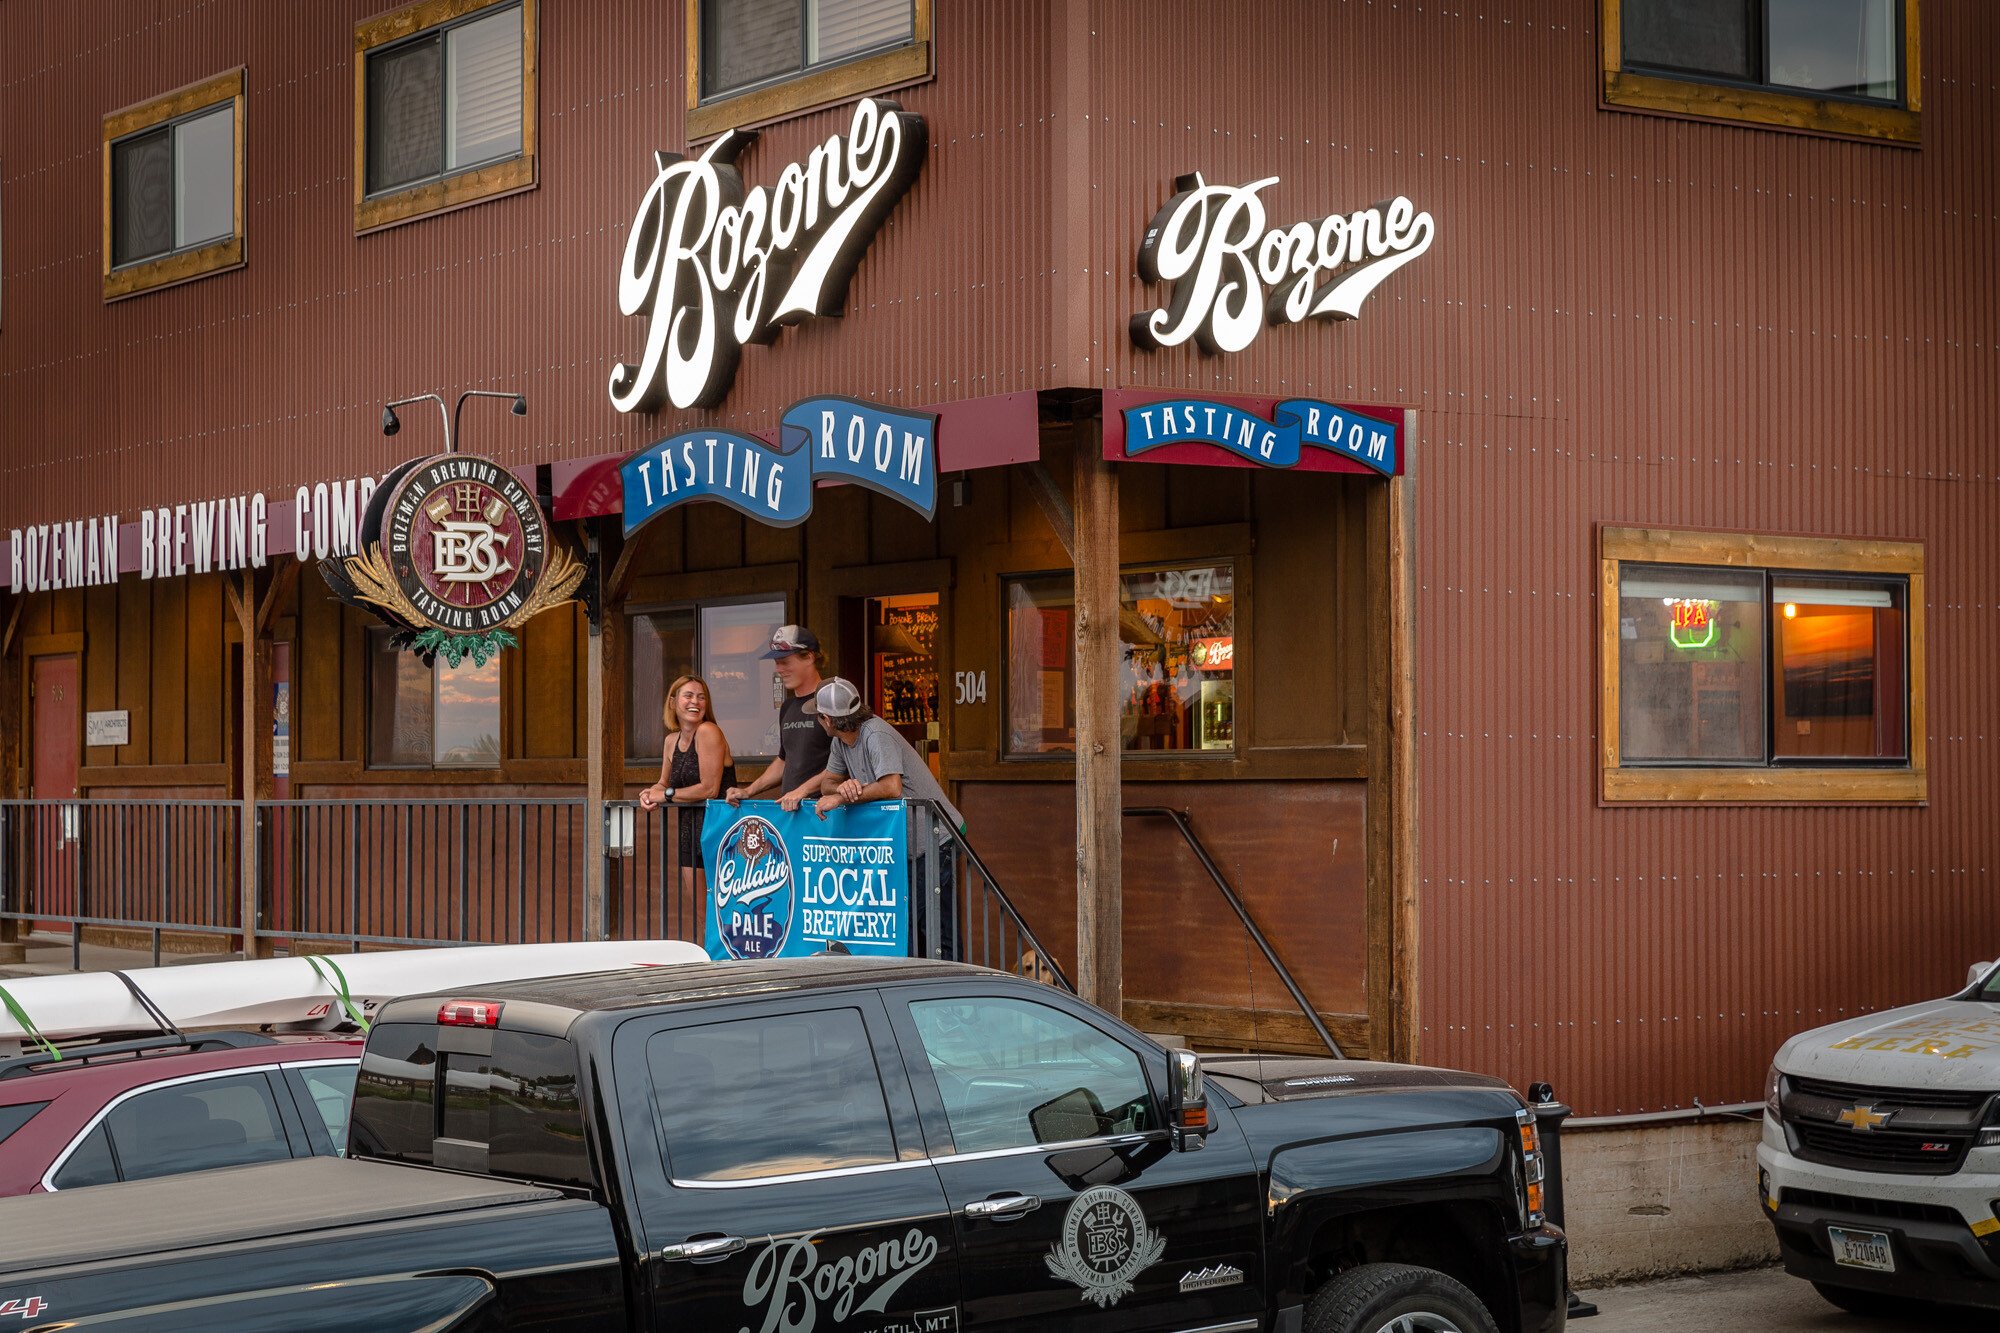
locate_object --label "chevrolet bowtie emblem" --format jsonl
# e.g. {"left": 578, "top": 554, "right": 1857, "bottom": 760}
{"left": 1838, "top": 1103, "right": 1894, "bottom": 1132}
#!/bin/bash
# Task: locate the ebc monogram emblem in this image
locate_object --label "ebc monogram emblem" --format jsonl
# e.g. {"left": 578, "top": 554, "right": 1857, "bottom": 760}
{"left": 1045, "top": 1186, "right": 1166, "bottom": 1308}
{"left": 323, "top": 452, "right": 585, "bottom": 667}
{"left": 385, "top": 459, "right": 539, "bottom": 631}
{"left": 712, "top": 815, "right": 794, "bottom": 959}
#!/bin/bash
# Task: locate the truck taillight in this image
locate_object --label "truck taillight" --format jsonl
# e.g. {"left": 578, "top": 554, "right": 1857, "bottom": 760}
{"left": 438, "top": 1000, "right": 503, "bottom": 1027}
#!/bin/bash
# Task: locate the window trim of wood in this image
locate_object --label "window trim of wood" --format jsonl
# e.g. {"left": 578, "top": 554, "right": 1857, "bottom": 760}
{"left": 1597, "top": 526, "right": 1927, "bottom": 806}
{"left": 352, "top": 0, "right": 539, "bottom": 235}
{"left": 101, "top": 69, "right": 247, "bottom": 302}
{"left": 1598, "top": 0, "right": 1921, "bottom": 146}
{"left": 685, "top": 0, "right": 933, "bottom": 142}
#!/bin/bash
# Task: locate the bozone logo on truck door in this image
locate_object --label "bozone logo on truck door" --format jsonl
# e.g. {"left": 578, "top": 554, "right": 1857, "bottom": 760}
{"left": 710, "top": 816, "right": 794, "bottom": 959}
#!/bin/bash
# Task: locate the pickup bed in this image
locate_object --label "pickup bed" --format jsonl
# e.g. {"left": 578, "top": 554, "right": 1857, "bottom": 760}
{"left": 0, "top": 957, "right": 1565, "bottom": 1333}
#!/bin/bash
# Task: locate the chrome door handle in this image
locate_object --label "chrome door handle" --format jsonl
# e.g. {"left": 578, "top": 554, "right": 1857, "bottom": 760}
{"left": 963, "top": 1193, "right": 1041, "bottom": 1220}
{"left": 660, "top": 1235, "right": 747, "bottom": 1263}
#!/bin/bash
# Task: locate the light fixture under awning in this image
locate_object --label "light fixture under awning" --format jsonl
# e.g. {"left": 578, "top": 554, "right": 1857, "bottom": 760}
{"left": 1772, "top": 586, "right": 1895, "bottom": 609}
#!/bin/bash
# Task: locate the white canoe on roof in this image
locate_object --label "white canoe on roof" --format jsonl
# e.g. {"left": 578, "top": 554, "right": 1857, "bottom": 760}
{"left": 0, "top": 940, "right": 708, "bottom": 1048}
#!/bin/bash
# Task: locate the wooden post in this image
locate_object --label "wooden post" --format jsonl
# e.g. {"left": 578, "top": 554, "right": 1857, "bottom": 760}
{"left": 230, "top": 570, "right": 262, "bottom": 960}
{"left": 582, "top": 527, "right": 607, "bottom": 940}
{"left": 0, "top": 601, "right": 23, "bottom": 962}
{"left": 1071, "top": 413, "right": 1121, "bottom": 1012}
{"left": 1387, "top": 461, "right": 1419, "bottom": 1063}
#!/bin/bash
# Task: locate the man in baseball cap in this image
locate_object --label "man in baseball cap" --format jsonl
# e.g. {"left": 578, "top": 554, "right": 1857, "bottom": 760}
{"left": 809, "top": 676, "right": 966, "bottom": 959}
{"left": 725, "top": 625, "right": 831, "bottom": 811}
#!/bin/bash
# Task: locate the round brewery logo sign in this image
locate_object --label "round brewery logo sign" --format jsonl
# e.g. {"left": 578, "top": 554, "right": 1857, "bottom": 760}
{"left": 322, "top": 452, "right": 586, "bottom": 666}
{"left": 711, "top": 814, "right": 794, "bottom": 959}
{"left": 380, "top": 456, "right": 545, "bottom": 635}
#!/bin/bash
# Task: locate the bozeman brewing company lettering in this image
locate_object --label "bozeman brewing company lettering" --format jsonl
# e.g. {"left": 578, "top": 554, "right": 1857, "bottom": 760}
{"left": 6, "top": 476, "right": 378, "bottom": 594}
{"left": 609, "top": 98, "right": 927, "bottom": 412}
{"left": 323, "top": 454, "right": 585, "bottom": 665}
{"left": 1132, "top": 172, "right": 1436, "bottom": 354}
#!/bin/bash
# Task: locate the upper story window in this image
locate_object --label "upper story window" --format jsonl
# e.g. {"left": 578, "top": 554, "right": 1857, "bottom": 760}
{"left": 1601, "top": 0, "right": 1918, "bottom": 144}
{"left": 102, "top": 70, "right": 245, "bottom": 301}
{"left": 688, "top": 0, "right": 931, "bottom": 140}
{"left": 1599, "top": 527, "right": 1926, "bottom": 804}
{"left": 355, "top": 0, "right": 538, "bottom": 233}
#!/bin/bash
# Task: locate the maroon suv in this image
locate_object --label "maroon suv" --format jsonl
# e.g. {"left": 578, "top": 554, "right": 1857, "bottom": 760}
{"left": 0, "top": 1031, "right": 363, "bottom": 1195}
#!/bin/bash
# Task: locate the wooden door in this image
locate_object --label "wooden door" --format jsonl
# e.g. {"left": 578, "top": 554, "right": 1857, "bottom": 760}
{"left": 29, "top": 654, "right": 81, "bottom": 922}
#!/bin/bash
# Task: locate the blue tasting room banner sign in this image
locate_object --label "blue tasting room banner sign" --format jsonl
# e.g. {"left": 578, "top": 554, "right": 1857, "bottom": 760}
{"left": 1121, "top": 397, "right": 1399, "bottom": 476}
{"left": 702, "top": 799, "right": 910, "bottom": 960}
{"left": 620, "top": 396, "right": 938, "bottom": 534}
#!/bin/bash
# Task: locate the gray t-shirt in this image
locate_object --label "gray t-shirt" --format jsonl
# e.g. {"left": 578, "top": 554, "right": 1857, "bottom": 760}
{"left": 828, "top": 717, "right": 965, "bottom": 835}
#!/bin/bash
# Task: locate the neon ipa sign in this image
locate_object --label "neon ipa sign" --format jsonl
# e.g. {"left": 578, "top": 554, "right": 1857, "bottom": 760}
{"left": 1668, "top": 599, "right": 1718, "bottom": 650}
{"left": 608, "top": 99, "right": 927, "bottom": 412}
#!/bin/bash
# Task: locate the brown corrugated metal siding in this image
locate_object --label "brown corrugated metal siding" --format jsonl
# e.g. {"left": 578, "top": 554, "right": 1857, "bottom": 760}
{"left": 4, "top": 0, "right": 1997, "bottom": 1112}
{"left": 0, "top": 0, "right": 1057, "bottom": 521}
{"left": 1086, "top": 1, "right": 2000, "bottom": 1112}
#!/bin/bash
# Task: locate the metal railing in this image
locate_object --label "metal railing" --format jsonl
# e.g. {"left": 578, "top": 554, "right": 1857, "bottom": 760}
{"left": 0, "top": 800, "right": 243, "bottom": 967}
{"left": 1123, "top": 806, "right": 1342, "bottom": 1058}
{"left": 910, "top": 800, "right": 1072, "bottom": 990}
{"left": 603, "top": 801, "right": 705, "bottom": 946}
{"left": 4, "top": 796, "right": 1065, "bottom": 994}
{"left": 256, "top": 799, "right": 587, "bottom": 950}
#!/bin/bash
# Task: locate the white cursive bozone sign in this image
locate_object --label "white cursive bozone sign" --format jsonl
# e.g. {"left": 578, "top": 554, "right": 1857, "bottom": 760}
{"left": 1130, "top": 172, "right": 1435, "bottom": 354}
{"left": 609, "top": 98, "right": 927, "bottom": 413}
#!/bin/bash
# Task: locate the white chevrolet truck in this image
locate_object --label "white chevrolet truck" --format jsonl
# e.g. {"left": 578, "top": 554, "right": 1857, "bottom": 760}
{"left": 1759, "top": 960, "right": 2000, "bottom": 1318}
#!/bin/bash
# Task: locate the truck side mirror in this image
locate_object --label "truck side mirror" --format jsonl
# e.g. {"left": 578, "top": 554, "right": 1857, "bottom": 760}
{"left": 1970, "top": 962, "right": 1993, "bottom": 990}
{"left": 1165, "top": 1048, "right": 1211, "bottom": 1152}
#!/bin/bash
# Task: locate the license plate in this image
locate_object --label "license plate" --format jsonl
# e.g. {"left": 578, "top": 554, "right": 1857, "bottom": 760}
{"left": 1829, "top": 1226, "right": 1895, "bottom": 1272}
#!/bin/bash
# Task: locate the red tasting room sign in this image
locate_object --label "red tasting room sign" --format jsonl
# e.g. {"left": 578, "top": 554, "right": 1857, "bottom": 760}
{"left": 322, "top": 454, "right": 586, "bottom": 665}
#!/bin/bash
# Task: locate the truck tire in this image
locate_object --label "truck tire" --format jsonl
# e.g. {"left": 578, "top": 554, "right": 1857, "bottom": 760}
{"left": 1306, "top": 1262, "right": 1501, "bottom": 1333}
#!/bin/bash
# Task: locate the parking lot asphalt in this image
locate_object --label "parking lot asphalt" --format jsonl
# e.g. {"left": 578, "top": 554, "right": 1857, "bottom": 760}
{"left": 1579, "top": 1265, "right": 1988, "bottom": 1331}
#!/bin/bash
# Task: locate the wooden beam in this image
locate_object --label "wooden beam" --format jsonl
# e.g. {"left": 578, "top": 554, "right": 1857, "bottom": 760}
{"left": 1071, "top": 413, "right": 1121, "bottom": 1012}
{"left": 582, "top": 524, "right": 607, "bottom": 939}
{"left": 233, "top": 569, "right": 261, "bottom": 958}
{"left": 1387, "top": 467, "right": 1419, "bottom": 1063}
{"left": 1022, "top": 460, "right": 1076, "bottom": 561}
{"left": 255, "top": 561, "right": 300, "bottom": 636}
{"left": 0, "top": 599, "right": 25, "bottom": 659}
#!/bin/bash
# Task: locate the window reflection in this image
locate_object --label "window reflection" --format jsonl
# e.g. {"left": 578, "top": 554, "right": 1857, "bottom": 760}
{"left": 1006, "top": 564, "right": 1236, "bottom": 756}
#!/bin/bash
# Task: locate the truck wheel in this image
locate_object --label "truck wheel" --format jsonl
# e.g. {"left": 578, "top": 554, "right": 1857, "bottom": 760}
{"left": 1306, "top": 1263, "right": 1500, "bottom": 1333}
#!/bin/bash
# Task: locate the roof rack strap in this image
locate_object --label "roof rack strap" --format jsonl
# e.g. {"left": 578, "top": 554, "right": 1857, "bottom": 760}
{"left": 304, "top": 954, "right": 371, "bottom": 1032}
{"left": 110, "top": 970, "right": 182, "bottom": 1039}
{"left": 0, "top": 984, "right": 60, "bottom": 1062}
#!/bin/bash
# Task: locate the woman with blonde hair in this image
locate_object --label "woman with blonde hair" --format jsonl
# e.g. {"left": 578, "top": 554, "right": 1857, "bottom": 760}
{"left": 639, "top": 674, "right": 737, "bottom": 895}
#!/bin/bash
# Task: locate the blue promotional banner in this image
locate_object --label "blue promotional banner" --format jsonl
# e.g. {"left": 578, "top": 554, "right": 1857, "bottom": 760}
{"left": 1119, "top": 397, "right": 1399, "bottom": 476}
{"left": 620, "top": 396, "right": 939, "bottom": 534}
{"left": 702, "top": 799, "right": 910, "bottom": 961}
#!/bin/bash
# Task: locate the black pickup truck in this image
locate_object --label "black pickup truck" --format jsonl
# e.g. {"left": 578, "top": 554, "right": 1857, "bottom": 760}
{"left": 0, "top": 958, "right": 1565, "bottom": 1333}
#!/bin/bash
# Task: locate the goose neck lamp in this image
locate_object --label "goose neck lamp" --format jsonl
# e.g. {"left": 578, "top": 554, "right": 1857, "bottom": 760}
{"left": 381, "top": 389, "right": 527, "bottom": 453}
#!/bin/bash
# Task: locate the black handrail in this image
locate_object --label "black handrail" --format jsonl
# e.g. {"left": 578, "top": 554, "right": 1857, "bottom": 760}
{"left": 1123, "top": 806, "right": 1343, "bottom": 1059}
{"left": 909, "top": 799, "right": 1073, "bottom": 993}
